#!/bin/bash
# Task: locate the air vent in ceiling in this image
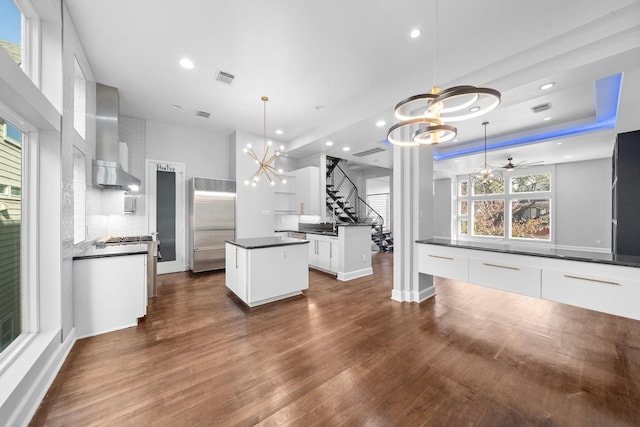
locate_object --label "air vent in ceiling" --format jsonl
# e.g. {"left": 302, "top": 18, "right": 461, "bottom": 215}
{"left": 352, "top": 147, "right": 386, "bottom": 157}
{"left": 196, "top": 110, "right": 211, "bottom": 118}
{"left": 215, "top": 70, "right": 235, "bottom": 85}
{"left": 531, "top": 102, "right": 552, "bottom": 113}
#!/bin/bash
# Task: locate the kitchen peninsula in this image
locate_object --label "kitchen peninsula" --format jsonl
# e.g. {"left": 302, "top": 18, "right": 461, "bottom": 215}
{"left": 225, "top": 237, "right": 310, "bottom": 307}
{"left": 416, "top": 238, "right": 640, "bottom": 320}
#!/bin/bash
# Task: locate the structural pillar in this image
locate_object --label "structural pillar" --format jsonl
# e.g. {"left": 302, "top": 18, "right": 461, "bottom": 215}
{"left": 391, "top": 143, "right": 435, "bottom": 303}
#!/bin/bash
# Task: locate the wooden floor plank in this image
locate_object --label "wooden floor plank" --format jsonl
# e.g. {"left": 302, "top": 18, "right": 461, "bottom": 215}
{"left": 29, "top": 252, "right": 640, "bottom": 426}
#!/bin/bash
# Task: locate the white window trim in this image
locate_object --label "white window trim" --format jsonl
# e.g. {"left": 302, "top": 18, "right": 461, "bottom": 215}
{"left": 456, "top": 165, "right": 556, "bottom": 246}
{"left": 0, "top": 110, "right": 38, "bottom": 372}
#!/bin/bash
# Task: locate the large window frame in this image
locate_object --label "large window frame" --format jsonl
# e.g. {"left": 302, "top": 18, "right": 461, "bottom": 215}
{"left": 0, "top": 105, "right": 37, "bottom": 367}
{"left": 454, "top": 165, "right": 555, "bottom": 244}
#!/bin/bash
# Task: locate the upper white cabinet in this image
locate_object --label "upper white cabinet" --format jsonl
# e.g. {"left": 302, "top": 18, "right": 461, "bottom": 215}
{"left": 292, "top": 166, "right": 320, "bottom": 215}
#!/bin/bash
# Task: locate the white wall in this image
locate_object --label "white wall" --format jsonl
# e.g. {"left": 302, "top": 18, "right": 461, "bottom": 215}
{"left": 433, "top": 178, "right": 452, "bottom": 239}
{"left": 555, "top": 158, "right": 611, "bottom": 249}
{"left": 146, "top": 120, "right": 231, "bottom": 181}
{"left": 366, "top": 176, "right": 389, "bottom": 195}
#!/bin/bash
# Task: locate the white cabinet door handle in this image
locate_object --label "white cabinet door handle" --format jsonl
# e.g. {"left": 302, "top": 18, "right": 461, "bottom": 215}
{"left": 483, "top": 262, "right": 520, "bottom": 271}
{"left": 429, "top": 255, "right": 454, "bottom": 260}
{"left": 564, "top": 274, "right": 620, "bottom": 286}
{"left": 235, "top": 248, "right": 238, "bottom": 269}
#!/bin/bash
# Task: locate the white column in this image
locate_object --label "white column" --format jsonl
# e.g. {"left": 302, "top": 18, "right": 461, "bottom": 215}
{"left": 391, "top": 143, "right": 435, "bottom": 303}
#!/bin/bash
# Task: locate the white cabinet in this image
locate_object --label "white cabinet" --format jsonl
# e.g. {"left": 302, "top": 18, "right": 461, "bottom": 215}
{"left": 73, "top": 254, "right": 147, "bottom": 338}
{"left": 307, "top": 234, "right": 333, "bottom": 272}
{"left": 225, "top": 244, "right": 247, "bottom": 301}
{"left": 469, "top": 257, "right": 541, "bottom": 298}
{"left": 417, "top": 244, "right": 469, "bottom": 282}
{"left": 542, "top": 263, "right": 640, "bottom": 320}
{"left": 225, "top": 241, "right": 309, "bottom": 307}
{"left": 292, "top": 166, "right": 320, "bottom": 215}
{"left": 416, "top": 242, "right": 640, "bottom": 321}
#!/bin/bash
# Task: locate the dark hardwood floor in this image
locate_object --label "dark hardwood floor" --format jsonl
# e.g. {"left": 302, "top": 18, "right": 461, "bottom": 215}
{"left": 30, "top": 252, "right": 640, "bottom": 426}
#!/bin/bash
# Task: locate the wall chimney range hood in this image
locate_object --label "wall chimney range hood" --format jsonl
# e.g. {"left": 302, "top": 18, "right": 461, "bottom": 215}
{"left": 92, "top": 83, "right": 141, "bottom": 191}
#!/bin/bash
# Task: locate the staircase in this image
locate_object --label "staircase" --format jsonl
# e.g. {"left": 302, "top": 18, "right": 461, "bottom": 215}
{"left": 325, "top": 157, "right": 386, "bottom": 250}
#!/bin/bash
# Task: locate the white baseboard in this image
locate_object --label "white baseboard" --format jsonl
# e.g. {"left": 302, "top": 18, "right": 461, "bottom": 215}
{"left": 337, "top": 267, "right": 373, "bottom": 282}
{"left": 412, "top": 285, "right": 436, "bottom": 303}
{"left": 391, "top": 288, "right": 408, "bottom": 302}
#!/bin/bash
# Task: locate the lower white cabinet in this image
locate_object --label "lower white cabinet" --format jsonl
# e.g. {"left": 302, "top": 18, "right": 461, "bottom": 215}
{"left": 73, "top": 254, "right": 147, "bottom": 338}
{"left": 418, "top": 244, "right": 469, "bottom": 282}
{"left": 416, "top": 242, "right": 640, "bottom": 321}
{"left": 307, "top": 234, "right": 335, "bottom": 273}
{"left": 542, "top": 263, "right": 640, "bottom": 320}
{"left": 469, "top": 258, "right": 541, "bottom": 298}
{"left": 225, "top": 242, "right": 309, "bottom": 307}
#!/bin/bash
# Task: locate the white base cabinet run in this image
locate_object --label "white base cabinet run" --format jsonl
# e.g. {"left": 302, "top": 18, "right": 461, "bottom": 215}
{"left": 417, "top": 242, "right": 640, "bottom": 321}
{"left": 225, "top": 241, "right": 309, "bottom": 307}
{"left": 73, "top": 254, "right": 147, "bottom": 338}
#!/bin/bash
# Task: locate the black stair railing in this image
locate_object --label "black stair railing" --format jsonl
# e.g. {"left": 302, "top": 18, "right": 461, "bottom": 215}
{"left": 325, "top": 159, "right": 385, "bottom": 249}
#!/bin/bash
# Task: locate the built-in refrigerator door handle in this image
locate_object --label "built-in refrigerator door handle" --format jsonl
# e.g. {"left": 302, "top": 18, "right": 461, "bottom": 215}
{"left": 235, "top": 248, "right": 238, "bottom": 269}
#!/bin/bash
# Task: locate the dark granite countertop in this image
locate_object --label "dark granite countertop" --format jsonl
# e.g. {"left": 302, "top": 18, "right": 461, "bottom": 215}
{"left": 73, "top": 243, "right": 148, "bottom": 260}
{"left": 227, "top": 236, "right": 310, "bottom": 250}
{"left": 416, "top": 238, "right": 640, "bottom": 268}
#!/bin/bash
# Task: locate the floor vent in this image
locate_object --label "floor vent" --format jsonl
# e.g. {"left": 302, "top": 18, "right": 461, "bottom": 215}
{"left": 352, "top": 147, "right": 386, "bottom": 157}
{"left": 216, "top": 70, "right": 235, "bottom": 85}
{"left": 196, "top": 110, "right": 211, "bottom": 118}
{"left": 531, "top": 102, "right": 552, "bottom": 113}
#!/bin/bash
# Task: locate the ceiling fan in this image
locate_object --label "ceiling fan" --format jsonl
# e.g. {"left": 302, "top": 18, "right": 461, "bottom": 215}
{"left": 501, "top": 157, "right": 544, "bottom": 171}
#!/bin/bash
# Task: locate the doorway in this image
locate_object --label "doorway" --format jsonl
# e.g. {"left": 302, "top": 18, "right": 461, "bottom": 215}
{"left": 146, "top": 160, "right": 185, "bottom": 274}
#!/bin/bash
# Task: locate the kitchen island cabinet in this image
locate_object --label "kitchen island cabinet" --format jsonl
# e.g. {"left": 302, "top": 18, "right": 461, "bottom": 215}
{"left": 73, "top": 245, "right": 147, "bottom": 338}
{"left": 225, "top": 237, "right": 309, "bottom": 307}
{"left": 416, "top": 239, "right": 640, "bottom": 320}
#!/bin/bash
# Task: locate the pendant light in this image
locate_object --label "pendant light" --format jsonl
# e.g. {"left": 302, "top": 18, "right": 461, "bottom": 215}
{"left": 387, "top": 0, "right": 501, "bottom": 146}
{"left": 243, "top": 96, "right": 286, "bottom": 187}
{"left": 472, "top": 121, "right": 502, "bottom": 183}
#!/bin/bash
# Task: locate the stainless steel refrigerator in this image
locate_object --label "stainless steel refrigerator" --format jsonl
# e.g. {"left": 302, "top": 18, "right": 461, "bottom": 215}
{"left": 190, "top": 178, "right": 236, "bottom": 273}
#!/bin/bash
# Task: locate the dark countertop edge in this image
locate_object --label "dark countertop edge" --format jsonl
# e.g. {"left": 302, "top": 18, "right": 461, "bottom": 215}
{"left": 415, "top": 239, "right": 640, "bottom": 268}
{"left": 73, "top": 249, "right": 148, "bottom": 260}
{"left": 226, "top": 239, "right": 310, "bottom": 250}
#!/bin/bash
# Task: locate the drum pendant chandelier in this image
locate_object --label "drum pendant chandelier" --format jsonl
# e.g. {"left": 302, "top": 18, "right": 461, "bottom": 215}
{"left": 386, "top": 1, "right": 501, "bottom": 146}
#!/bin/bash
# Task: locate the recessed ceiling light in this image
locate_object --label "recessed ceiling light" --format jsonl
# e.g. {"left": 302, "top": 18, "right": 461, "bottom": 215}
{"left": 544, "top": 117, "right": 551, "bottom": 121}
{"left": 556, "top": 142, "right": 563, "bottom": 145}
{"left": 539, "top": 82, "right": 555, "bottom": 90}
{"left": 275, "top": 129, "right": 283, "bottom": 135}
{"left": 453, "top": 139, "right": 458, "bottom": 142}
{"left": 469, "top": 106, "right": 481, "bottom": 113}
{"left": 179, "top": 58, "right": 194, "bottom": 69}
{"left": 342, "top": 146, "right": 350, "bottom": 152}
{"left": 564, "top": 155, "right": 572, "bottom": 159}
{"left": 410, "top": 29, "right": 421, "bottom": 39}
{"left": 325, "top": 141, "right": 333, "bottom": 146}
{"left": 376, "top": 120, "right": 386, "bottom": 127}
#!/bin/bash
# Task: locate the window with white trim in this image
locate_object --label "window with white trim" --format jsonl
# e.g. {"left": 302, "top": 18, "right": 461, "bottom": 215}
{"left": 456, "top": 167, "right": 554, "bottom": 243}
{"left": 0, "top": 115, "right": 24, "bottom": 353}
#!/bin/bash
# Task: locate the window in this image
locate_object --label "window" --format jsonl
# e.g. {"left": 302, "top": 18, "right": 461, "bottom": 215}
{"left": 457, "top": 168, "right": 554, "bottom": 243}
{"left": 366, "top": 193, "right": 390, "bottom": 232}
{"left": 0, "top": 0, "right": 22, "bottom": 67}
{"left": 73, "top": 57, "right": 87, "bottom": 139}
{"left": 0, "top": 115, "right": 23, "bottom": 353}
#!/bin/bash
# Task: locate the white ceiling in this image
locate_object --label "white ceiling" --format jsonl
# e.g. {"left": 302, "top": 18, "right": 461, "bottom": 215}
{"left": 64, "top": 0, "right": 640, "bottom": 177}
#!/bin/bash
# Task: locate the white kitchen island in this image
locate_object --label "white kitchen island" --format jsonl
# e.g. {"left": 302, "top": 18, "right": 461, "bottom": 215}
{"left": 225, "top": 237, "right": 310, "bottom": 307}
